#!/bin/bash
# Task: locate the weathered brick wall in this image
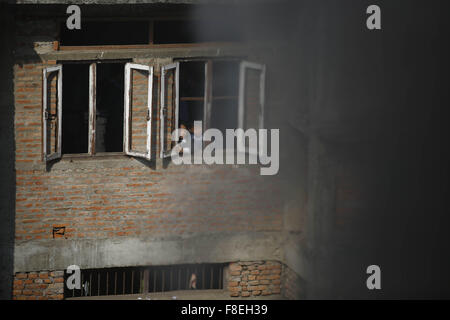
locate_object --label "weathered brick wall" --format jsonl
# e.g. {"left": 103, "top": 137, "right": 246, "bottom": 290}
{"left": 15, "top": 164, "right": 282, "bottom": 241}
{"left": 13, "top": 271, "right": 64, "bottom": 300}
{"left": 228, "top": 261, "right": 281, "bottom": 297}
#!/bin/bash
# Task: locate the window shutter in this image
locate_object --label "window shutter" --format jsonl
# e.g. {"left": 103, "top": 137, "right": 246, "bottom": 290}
{"left": 160, "top": 62, "right": 179, "bottom": 158}
{"left": 237, "top": 61, "right": 266, "bottom": 155}
{"left": 42, "top": 65, "right": 63, "bottom": 162}
{"left": 124, "top": 63, "right": 154, "bottom": 160}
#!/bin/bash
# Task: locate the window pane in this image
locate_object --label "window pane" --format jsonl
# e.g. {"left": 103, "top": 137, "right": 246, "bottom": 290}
{"left": 179, "top": 100, "right": 204, "bottom": 131}
{"left": 179, "top": 61, "right": 205, "bottom": 98}
{"left": 62, "top": 64, "right": 89, "bottom": 154}
{"left": 96, "top": 63, "right": 125, "bottom": 152}
{"left": 244, "top": 68, "right": 262, "bottom": 130}
{"left": 210, "top": 99, "right": 238, "bottom": 133}
{"left": 212, "top": 61, "right": 239, "bottom": 97}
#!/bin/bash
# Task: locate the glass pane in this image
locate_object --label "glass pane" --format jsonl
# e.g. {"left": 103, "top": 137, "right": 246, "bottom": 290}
{"left": 96, "top": 63, "right": 125, "bottom": 152}
{"left": 62, "top": 64, "right": 89, "bottom": 154}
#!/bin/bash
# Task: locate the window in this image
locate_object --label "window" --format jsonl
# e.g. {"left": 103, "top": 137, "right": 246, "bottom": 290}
{"left": 172, "top": 59, "right": 266, "bottom": 154}
{"left": 64, "top": 263, "right": 226, "bottom": 298}
{"left": 43, "top": 60, "right": 154, "bottom": 162}
{"left": 160, "top": 62, "right": 179, "bottom": 158}
{"left": 58, "top": 19, "right": 242, "bottom": 48}
{"left": 124, "top": 63, "right": 154, "bottom": 159}
{"left": 237, "top": 61, "right": 266, "bottom": 155}
{"left": 42, "top": 59, "right": 265, "bottom": 163}
{"left": 153, "top": 19, "right": 242, "bottom": 44}
{"left": 59, "top": 21, "right": 150, "bottom": 46}
{"left": 42, "top": 65, "right": 62, "bottom": 162}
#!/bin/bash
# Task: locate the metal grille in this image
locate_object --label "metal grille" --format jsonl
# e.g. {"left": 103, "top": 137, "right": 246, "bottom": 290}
{"left": 64, "top": 263, "right": 225, "bottom": 298}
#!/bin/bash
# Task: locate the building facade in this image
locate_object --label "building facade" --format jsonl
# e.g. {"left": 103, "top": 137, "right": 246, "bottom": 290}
{"left": 3, "top": 1, "right": 304, "bottom": 300}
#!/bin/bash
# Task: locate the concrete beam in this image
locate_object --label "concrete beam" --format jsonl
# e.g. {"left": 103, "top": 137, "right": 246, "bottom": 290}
{"left": 14, "top": 231, "right": 284, "bottom": 272}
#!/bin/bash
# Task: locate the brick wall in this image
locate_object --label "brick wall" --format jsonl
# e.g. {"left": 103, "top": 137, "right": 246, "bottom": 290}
{"left": 228, "top": 261, "right": 281, "bottom": 297}
{"left": 13, "top": 21, "right": 282, "bottom": 243}
{"left": 13, "top": 270, "right": 64, "bottom": 300}
{"left": 15, "top": 164, "right": 282, "bottom": 241}
{"left": 12, "top": 12, "right": 285, "bottom": 300}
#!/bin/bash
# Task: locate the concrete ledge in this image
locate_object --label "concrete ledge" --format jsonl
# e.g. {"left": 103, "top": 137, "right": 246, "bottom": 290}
{"left": 14, "top": 231, "right": 284, "bottom": 272}
{"left": 67, "top": 289, "right": 285, "bottom": 300}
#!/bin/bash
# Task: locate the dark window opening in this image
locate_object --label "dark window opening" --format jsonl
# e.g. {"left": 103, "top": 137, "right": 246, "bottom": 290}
{"left": 153, "top": 20, "right": 243, "bottom": 44}
{"left": 60, "top": 21, "right": 150, "bottom": 46}
{"left": 62, "top": 64, "right": 89, "bottom": 154}
{"left": 210, "top": 60, "right": 239, "bottom": 131}
{"left": 64, "top": 263, "right": 225, "bottom": 298}
{"left": 96, "top": 63, "right": 125, "bottom": 153}
{"left": 179, "top": 61, "right": 205, "bottom": 131}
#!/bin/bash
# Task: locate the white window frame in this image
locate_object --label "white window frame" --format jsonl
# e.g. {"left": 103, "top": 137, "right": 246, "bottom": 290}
{"left": 160, "top": 62, "right": 179, "bottom": 158}
{"left": 237, "top": 60, "right": 266, "bottom": 156}
{"left": 42, "top": 65, "right": 63, "bottom": 162}
{"left": 203, "top": 60, "right": 212, "bottom": 131}
{"left": 124, "top": 63, "right": 154, "bottom": 160}
{"left": 88, "top": 63, "right": 97, "bottom": 155}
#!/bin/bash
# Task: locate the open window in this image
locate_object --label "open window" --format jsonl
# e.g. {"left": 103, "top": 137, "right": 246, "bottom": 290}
{"left": 42, "top": 65, "right": 63, "bottom": 162}
{"left": 60, "top": 61, "right": 125, "bottom": 157}
{"left": 237, "top": 61, "right": 266, "bottom": 155}
{"left": 124, "top": 63, "right": 153, "bottom": 160}
{"left": 160, "top": 62, "right": 179, "bottom": 158}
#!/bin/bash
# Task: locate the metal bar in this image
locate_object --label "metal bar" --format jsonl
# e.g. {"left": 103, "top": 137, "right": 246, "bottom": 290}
{"left": 143, "top": 269, "right": 149, "bottom": 293}
{"left": 98, "top": 272, "right": 100, "bottom": 296}
{"left": 162, "top": 269, "right": 165, "bottom": 292}
{"left": 170, "top": 267, "right": 173, "bottom": 291}
{"left": 219, "top": 266, "right": 223, "bottom": 289}
{"left": 131, "top": 270, "right": 134, "bottom": 294}
{"left": 186, "top": 266, "right": 189, "bottom": 289}
{"left": 106, "top": 271, "right": 109, "bottom": 296}
{"left": 89, "top": 272, "right": 92, "bottom": 296}
{"left": 153, "top": 268, "right": 156, "bottom": 292}
{"left": 202, "top": 265, "right": 205, "bottom": 290}
{"left": 178, "top": 268, "right": 181, "bottom": 290}
{"left": 210, "top": 267, "right": 213, "bottom": 289}
{"left": 194, "top": 265, "right": 197, "bottom": 289}
{"left": 123, "top": 271, "right": 125, "bottom": 295}
{"left": 140, "top": 270, "right": 142, "bottom": 294}
{"left": 114, "top": 272, "right": 117, "bottom": 295}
